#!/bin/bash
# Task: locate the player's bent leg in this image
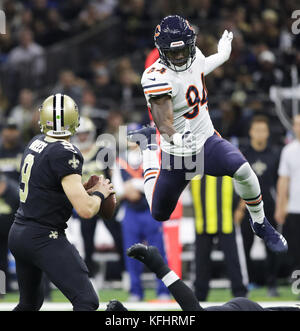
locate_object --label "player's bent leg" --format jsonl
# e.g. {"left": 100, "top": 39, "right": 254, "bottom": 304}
{"left": 233, "top": 162, "right": 288, "bottom": 253}
{"left": 13, "top": 259, "right": 44, "bottom": 311}
{"left": 204, "top": 133, "right": 287, "bottom": 253}
{"left": 127, "top": 244, "right": 203, "bottom": 311}
{"left": 151, "top": 153, "right": 189, "bottom": 222}
{"left": 8, "top": 223, "right": 44, "bottom": 311}
{"left": 128, "top": 126, "right": 188, "bottom": 221}
{"left": 36, "top": 233, "right": 99, "bottom": 311}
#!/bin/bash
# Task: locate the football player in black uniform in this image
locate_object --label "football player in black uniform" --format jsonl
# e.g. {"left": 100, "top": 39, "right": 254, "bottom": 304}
{"left": 8, "top": 94, "right": 114, "bottom": 311}
{"left": 106, "top": 243, "right": 299, "bottom": 312}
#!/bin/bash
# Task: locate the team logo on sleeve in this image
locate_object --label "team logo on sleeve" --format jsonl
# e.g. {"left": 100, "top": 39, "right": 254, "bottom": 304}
{"left": 49, "top": 231, "right": 58, "bottom": 239}
{"left": 68, "top": 154, "right": 80, "bottom": 169}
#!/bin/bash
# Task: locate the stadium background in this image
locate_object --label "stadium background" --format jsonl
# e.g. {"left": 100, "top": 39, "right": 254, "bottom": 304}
{"left": 0, "top": 0, "right": 300, "bottom": 309}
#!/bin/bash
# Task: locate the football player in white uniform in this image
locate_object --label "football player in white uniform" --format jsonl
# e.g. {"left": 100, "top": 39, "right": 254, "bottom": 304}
{"left": 128, "top": 15, "right": 287, "bottom": 253}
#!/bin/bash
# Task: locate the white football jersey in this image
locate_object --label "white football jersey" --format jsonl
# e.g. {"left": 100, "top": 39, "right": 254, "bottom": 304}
{"left": 141, "top": 47, "right": 215, "bottom": 157}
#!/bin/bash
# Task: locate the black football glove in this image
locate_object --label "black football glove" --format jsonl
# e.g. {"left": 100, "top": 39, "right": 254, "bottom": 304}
{"left": 105, "top": 300, "right": 128, "bottom": 311}
{"left": 127, "top": 243, "right": 166, "bottom": 274}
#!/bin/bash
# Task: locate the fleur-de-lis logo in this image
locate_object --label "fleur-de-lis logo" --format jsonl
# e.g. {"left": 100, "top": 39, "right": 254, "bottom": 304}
{"left": 68, "top": 154, "right": 79, "bottom": 169}
{"left": 49, "top": 231, "right": 58, "bottom": 239}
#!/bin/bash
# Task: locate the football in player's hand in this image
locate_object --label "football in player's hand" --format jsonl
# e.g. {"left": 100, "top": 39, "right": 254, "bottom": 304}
{"left": 83, "top": 175, "right": 100, "bottom": 191}
{"left": 99, "top": 191, "right": 117, "bottom": 220}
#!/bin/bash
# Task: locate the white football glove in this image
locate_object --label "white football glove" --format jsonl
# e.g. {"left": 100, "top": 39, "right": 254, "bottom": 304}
{"left": 218, "top": 30, "right": 233, "bottom": 60}
{"left": 172, "top": 121, "right": 196, "bottom": 150}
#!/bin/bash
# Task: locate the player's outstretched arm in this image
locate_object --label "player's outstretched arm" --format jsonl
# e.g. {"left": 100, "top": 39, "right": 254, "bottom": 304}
{"left": 127, "top": 244, "right": 203, "bottom": 311}
{"left": 204, "top": 30, "right": 233, "bottom": 76}
{"left": 62, "top": 174, "right": 113, "bottom": 219}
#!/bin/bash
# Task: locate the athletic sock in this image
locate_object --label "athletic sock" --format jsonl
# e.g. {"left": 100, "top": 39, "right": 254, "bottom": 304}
{"left": 233, "top": 162, "right": 265, "bottom": 224}
{"left": 158, "top": 268, "right": 203, "bottom": 311}
{"left": 142, "top": 148, "right": 160, "bottom": 208}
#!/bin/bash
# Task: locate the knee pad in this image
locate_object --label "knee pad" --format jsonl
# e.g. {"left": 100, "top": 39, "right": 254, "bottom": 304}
{"left": 233, "top": 162, "right": 253, "bottom": 182}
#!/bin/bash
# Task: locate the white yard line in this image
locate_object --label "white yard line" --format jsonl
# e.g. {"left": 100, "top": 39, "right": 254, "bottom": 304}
{"left": 0, "top": 301, "right": 299, "bottom": 311}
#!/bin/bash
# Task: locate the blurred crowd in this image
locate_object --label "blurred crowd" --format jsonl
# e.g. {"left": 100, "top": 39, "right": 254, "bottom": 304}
{"left": 0, "top": 0, "right": 299, "bottom": 145}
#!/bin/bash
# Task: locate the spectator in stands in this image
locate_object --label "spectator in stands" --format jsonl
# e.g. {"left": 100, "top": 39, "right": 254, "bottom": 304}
{"left": 79, "top": 0, "right": 117, "bottom": 28}
{"left": 0, "top": 86, "right": 10, "bottom": 127}
{"left": 261, "top": 9, "right": 280, "bottom": 48}
{"left": 8, "top": 89, "right": 36, "bottom": 141}
{"left": 115, "top": 0, "right": 152, "bottom": 52}
{"left": 7, "top": 28, "right": 45, "bottom": 78}
{"left": 92, "top": 62, "right": 117, "bottom": 108}
{"left": 253, "top": 50, "right": 283, "bottom": 93}
{"left": 105, "top": 110, "right": 126, "bottom": 151}
{"left": 52, "top": 70, "right": 86, "bottom": 106}
{"left": 275, "top": 114, "right": 300, "bottom": 280}
{"left": 34, "top": 8, "right": 70, "bottom": 46}
{"left": 115, "top": 68, "right": 143, "bottom": 113}
{"left": 81, "top": 89, "right": 109, "bottom": 134}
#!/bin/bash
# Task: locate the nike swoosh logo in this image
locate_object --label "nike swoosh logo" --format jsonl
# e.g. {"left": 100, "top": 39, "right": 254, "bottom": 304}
{"left": 148, "top": 78, "right": 156, "bottom": 81}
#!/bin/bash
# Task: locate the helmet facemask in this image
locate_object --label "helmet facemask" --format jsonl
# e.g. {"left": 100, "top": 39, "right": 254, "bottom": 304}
{"left": 158, "top": 43, "right": 196, "bottom": 72}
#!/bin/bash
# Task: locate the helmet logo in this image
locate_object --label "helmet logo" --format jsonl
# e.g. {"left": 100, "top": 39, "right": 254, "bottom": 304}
{"left": 170, "top": 40, "right": 185, "bottom": 47}
{"left": 154, "top": 24, "right": 161, "bottom": 38}
{"left": 185, "top": 20, "right": 194, "bottom": 32}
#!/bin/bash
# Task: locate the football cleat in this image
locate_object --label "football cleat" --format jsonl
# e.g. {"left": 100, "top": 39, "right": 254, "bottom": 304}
{"left": 250, "top": 217, "right": 288, "bottom": 253}
{"left": 127, "top": 125, "right": 158, "bottom": 151}
{"left": 105, "top": 300, "right": 128, "bottom": 311}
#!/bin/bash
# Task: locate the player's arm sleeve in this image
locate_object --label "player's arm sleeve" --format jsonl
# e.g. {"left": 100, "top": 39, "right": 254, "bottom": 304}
{"left": 141, "top": 71, "right": 175, "bottom": 105}
{"left": 277, "top": 147, "right": 290, "bottom": 177}
{"left": 49, "top": 145, "right": 84, "bottom": 181}
{"left": 204, "top": 53, "right": 228, "bottom": 76}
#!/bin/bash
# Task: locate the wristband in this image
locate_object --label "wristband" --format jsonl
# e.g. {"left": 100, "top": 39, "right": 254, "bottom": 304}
{"left": 91, "top": 191, "right": 105, "bottom": 204}
{"left": 172, "top": 132, "right": 183, "bottom": 147}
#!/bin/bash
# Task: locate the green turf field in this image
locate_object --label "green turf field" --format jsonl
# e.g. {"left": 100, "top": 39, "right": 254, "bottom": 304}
{"left": 1, "top": 286, "right": 298, "bottom": 303}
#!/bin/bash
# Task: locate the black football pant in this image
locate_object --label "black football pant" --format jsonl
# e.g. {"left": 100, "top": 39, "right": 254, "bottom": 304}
{"left": 194, "top": 232, "right": 247, "bottom": 301}
{"left": 283, "top": 214, "right": 300, "bottom": 275}
{"left": 8, "top": 221, "right": 99, "bottom": 311}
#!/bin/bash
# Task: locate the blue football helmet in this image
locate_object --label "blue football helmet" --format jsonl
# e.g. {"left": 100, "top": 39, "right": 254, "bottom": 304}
{"left": 154, "top": 15, "right": 196, "bottom": 72}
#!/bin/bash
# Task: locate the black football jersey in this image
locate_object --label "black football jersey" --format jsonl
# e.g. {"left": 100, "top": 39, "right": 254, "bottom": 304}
{"left": 15, "top": 135, "right": 83, "bottom": 229}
